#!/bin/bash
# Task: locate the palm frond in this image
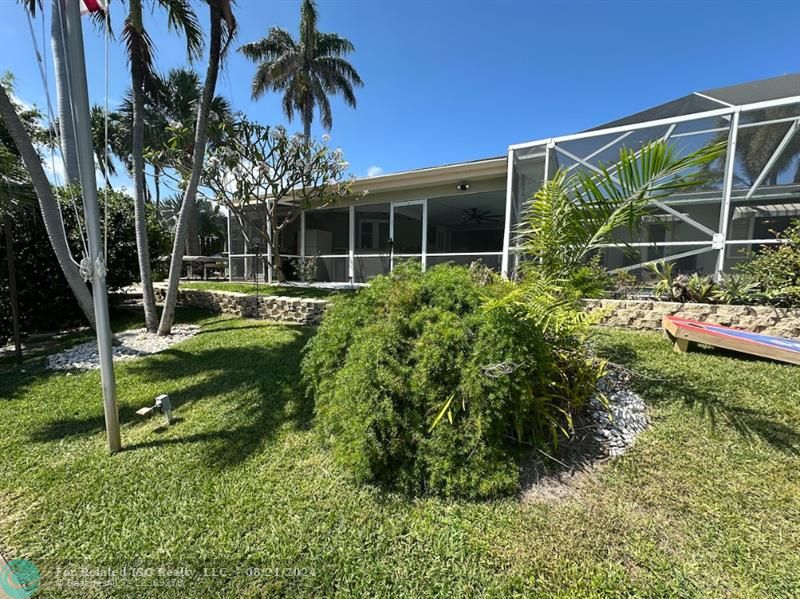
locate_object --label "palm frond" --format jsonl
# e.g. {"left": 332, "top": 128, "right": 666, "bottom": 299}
{"left": 121, "top": 16, "right": 160, "bottom": 96}
{"left": 315, "top": 32, "right": 354, "bottom": 57}
{"left": 517, "top": 139, "right": 726, "bottom": 278}
{"left": 238, "top": 27, "right": 296, "bottom": 61}
{"left": 299, "top": 0, "right": 318, "bottom": 52}
{"left": 156, "top": 0, "right": 203, "bottom": 59}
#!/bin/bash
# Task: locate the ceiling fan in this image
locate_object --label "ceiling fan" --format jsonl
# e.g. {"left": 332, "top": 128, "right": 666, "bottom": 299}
{"left": 459, "top": 208, "right": 502, "bottom": 224}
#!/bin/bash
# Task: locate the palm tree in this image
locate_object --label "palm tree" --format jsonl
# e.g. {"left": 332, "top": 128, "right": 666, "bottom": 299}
{"left": 122, "top": 0, "right": 202, "bottom": 332}
{"left": 517, "top": 140, "right": 727, "bottom": 281}
{"left": 239, "top": 0, "right": 362, "bottom": 142}
{"left": 89, "top": 104, "right": 118, "bottom": 187}
{"left": 115, "top": 68, "right": 233, "bottom": 252}
{"left": 158, "top": 0, "right": 236, "bottom": 335}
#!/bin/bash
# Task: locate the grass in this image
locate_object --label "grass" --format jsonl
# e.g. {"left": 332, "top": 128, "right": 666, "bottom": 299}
{"left": 0, "top": 316, "right": 799, "bottom": 597}
{"left": 179, "top": 280, "right": 349, "bottom": 299}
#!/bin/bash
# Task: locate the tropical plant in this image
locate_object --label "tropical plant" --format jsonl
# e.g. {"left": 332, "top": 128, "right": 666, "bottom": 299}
{"left": 290, "top": 255, "right": 318, "bottom": 283}
{"left": 88, "top": 104, "right": 120, "bottom": 186}
{"left": 516, "top": 140, "right": 727, "bottom": 281}
{"left": 0, "top": 74, "right": 96, "bottom": 328}
{"left": 647, "top": 259, "right": 677, "bottom": 300}
{"left": 202, "top": 119, "right": 352, "bottom": 281}
{"left": 239, "top": 0, "right": 363, "bottom": 141}
{"left": 735, "top": 220, "right": 800, "bottom": 307}
{"left": 713, "top": 274, "right": 764, "bottom": 305}
{"left": 683, "top": 273, "right": 716, "bottom": 303}
{"left": 160, "top": 195, "right": 226, "bottom": 256}
{"left": 302, "top": 263, "right": 601, "bottom": 498}
{"left": 158, "top": 0, "right": 236, "bottom": 335}
{"left": 121, "top": 0, "right": 202, "bottom": 332}
{"left": 0, "top": 188, "right": 170, "bottom": 344}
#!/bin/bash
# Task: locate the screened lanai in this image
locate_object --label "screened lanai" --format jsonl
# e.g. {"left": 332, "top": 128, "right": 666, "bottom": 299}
{"left": 225, "top": 74, "right": 800, "bottom": 284}
{"left": 502, "top": 73, "right": 800, "bottom": 280}
{"left": 226, "top": 158, "right": 509, "bottom": 282}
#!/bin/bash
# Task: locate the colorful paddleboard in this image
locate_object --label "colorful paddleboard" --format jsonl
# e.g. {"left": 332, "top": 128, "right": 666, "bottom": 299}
{"left": 662, "top": 314, "right": 800, "bottom": 365}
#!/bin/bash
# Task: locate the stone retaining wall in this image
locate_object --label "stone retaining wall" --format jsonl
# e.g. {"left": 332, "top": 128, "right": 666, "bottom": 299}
{"left": 584, "top": 298, "right": 800, "bottom": 339}
{"left": 153, "top": 288, "right": 327, "bottom": 325}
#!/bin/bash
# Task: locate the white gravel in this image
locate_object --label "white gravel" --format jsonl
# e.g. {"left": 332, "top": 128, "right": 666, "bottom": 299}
{"left": 587, "top": 371, "right": 648, "bottom": 457}
{"left": 47, "top": 325, "right": 200, "bottom": 370}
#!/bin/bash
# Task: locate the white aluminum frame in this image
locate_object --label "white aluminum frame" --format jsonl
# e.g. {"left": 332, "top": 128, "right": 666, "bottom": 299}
{"left": 505, "top": 90, "right": 800, "bottom": 279}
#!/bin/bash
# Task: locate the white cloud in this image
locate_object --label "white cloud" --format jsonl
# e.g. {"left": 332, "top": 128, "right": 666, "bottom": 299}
{"left": 366, "top": 165, "right": 384, "bottom": 178}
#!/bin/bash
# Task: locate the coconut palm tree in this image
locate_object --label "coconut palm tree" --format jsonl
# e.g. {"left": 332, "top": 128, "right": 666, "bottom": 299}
{"left": 239, "top": 0, "right": 362, "bottom": 142}
{"left": 158, "top": 0, "right": 236, "bottom": 335}
{"left": 122, "top": 0, "right": 202, "bottom": 332}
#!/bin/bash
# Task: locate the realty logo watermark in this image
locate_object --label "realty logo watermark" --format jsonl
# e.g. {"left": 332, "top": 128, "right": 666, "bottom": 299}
{"left": 0, "top": 559, "right": 40, "bottom": 599}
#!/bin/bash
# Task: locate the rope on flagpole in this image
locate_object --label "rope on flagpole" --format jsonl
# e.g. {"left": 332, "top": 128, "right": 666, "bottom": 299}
{"left": 103, "top": 0, "right": 110, "bottom": 261}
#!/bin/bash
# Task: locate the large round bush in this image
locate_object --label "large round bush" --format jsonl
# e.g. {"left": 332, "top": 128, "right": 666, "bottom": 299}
{"left": 302, "top": 263, "right": 597, "bottom": 498}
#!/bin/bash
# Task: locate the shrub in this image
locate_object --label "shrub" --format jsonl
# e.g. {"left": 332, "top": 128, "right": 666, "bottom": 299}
{"left": 302, "top": 263, "right": 600, "bottom": 498}
{"left": 735, "top": 220, "right": 800, "bottom": 307}
{"left": 0, "top": 189, "right": 170, "bottom": 342}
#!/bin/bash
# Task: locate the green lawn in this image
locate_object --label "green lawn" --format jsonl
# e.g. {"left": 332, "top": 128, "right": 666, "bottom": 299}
{"left": 1, "top": 314, "right": 798, "bottom": 597}
{"left": 179, "top": 280, "right": 349, "bottom": 299}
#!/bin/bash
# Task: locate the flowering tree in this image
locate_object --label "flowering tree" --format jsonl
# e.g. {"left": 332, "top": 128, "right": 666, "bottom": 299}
{"left": 203, "top": 118, "right": 352, "bottom": 280}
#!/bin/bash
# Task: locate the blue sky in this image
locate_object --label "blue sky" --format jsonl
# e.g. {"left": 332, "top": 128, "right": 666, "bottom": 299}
{"left": 2, "top": 0, "right": 800, "bottom": 187}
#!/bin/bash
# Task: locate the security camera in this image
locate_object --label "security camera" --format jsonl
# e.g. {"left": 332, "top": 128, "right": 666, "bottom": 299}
{"left": 457, "top": 183, "right": 470, "bottom": 191}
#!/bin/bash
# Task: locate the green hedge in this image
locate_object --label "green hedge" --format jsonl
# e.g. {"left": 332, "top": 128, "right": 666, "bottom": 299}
{"left": 302, "top": 263, "right": 597, "bottom": 498}
{"left": 0, "top": 190, "right": 170, "bottom": 343}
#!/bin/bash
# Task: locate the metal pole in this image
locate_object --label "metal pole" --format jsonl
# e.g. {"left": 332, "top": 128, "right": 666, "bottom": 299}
{"left": 63, "top": 0, "right": 120, "bottom": 452}
{"left": 226, "top": 209, "right": 234, "bottom": 281}
{"left": 715, "top": 109, "right": 740, "bottom": 279}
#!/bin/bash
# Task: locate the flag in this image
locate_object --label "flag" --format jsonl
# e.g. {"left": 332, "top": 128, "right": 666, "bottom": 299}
{"left": 80, "top": 0, "right": 107, "bottom": 15}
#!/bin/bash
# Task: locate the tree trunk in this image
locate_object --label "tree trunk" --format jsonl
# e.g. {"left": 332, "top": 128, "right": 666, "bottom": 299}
{"left": 51, "top": 0, "right": 80, "bottom": 184}
{"left": 3, "top": 214, "right": 22, "bottom": 365}
{"left": 270, "top": 224, "right": 284, "bottom": 282}
{"left": 302, "top": 97, "right": 312, "bottom": 145}
{"left": 186, "top": 199, "right": 199, "bottom": 255}
{"left": 158, "top": 3, "right": 223, "bottom": 335}
{"left": 154, "top": 164, "right": 161, "bottom": 211}
{"left": 129, "top": 0, "right": 159, "bottom": 332}
{"left": 0, "top": 85, "right": 96, "bottom": 328}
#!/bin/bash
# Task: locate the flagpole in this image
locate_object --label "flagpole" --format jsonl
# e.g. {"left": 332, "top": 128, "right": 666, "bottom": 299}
{"left": 62, "top": 0, "right": 121, "bottom": 453}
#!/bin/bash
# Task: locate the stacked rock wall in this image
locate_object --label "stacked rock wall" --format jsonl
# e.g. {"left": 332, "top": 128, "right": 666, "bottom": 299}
{"left": 584, "top": 299, "right": 800, "bottom": 339}
{"left": 153, "top": 288, "right": 327, "bottom": 325}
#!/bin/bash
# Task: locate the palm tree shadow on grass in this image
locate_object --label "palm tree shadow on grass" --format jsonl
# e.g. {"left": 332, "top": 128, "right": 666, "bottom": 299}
{"left": 30, "top": 327, "right": 316, "bottom": 468}
{"left": 598, "top": 337, "right": 800, "bottom": 455}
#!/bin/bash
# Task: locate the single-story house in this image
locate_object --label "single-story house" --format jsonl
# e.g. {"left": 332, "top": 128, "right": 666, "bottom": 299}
{"left": 227, "top": 73, "right": 800, "bottom": 283}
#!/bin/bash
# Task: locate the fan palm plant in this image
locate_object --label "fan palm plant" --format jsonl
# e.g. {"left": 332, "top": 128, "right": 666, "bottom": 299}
{"left": 517, "top": 140, "right": 726, "bottom": 282}
{"left": 239, "top": 0, "right": 362, "bottom": 142}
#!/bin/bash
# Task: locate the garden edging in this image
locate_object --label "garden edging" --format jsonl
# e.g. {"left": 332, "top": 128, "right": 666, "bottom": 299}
{"left": 584, "top": 298, "right": 800, "bottom": 339}
{"left": 153, "top": 287, "right": 327, "bottom": 325}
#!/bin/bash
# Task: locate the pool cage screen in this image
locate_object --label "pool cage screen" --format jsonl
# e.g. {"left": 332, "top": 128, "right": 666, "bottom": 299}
{"left": 502, "top": 83, "right": 800, "bottom": 280}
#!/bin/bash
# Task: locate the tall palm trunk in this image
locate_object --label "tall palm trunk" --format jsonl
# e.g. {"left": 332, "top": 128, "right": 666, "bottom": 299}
{"left": 51, "top": 0, "right": 79, "bottom": 183}
{"left": 153, "top": 164, "right": 161, "bottom": 210}
{"left": 0, "top": 85, "right": 96, "bottom": 328}
{"left": 302, "top": 96, "right": 312, "bottom": 143}
{"left": 186, "top": 200, "right": 200, "bottom": 255}
{"left": 129, "top": 0, "right": 159, "bottom": 332}
{"left": 158, "top": 2, "right": 223, "bottom": 335}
